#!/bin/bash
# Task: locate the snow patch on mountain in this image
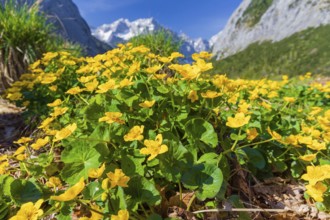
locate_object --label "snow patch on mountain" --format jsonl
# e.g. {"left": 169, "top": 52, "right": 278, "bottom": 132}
{"left": 92, "top": 18, "right": 210, "bottom": 58}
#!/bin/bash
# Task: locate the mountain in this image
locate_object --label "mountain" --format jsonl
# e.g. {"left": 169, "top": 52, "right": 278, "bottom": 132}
{"left": 211, "top": 0, "right": 330, "bottom": 59}
{"left": 210, "top": 0, "right": 330, "bottom": 77}
{"left": 1, "top": 0, "right": 111, "bottom": 56}
{"left": 92, "top": 18, "right": 210, "bottom": 59}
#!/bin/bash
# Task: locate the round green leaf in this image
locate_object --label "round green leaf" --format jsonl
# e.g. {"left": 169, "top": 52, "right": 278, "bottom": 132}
{"left": 182, "top": 163, "right": 223, "bottom": 201}
{"left": 185, "top": 118, "right": 218, "bottom": 148}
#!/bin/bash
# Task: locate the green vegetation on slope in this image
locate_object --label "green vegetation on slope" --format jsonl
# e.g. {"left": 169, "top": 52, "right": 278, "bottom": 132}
{"left": 211, "top": 24, "right": 330, "bottom": 78}
{"left": 237, "top": 0, "right": 273, "bottom": 27}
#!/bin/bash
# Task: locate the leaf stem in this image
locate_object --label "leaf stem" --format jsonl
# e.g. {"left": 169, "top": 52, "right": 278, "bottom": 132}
{"left": 187, "top": 193, "right": 196, "bottom": 212}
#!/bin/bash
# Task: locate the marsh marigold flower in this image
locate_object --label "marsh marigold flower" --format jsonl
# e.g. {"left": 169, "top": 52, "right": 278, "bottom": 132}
{"left": 246, "top": 128, "right": 258, "bottom": 141}
{"left": 9, "top": 199, "right": 44, "bottom": 220}
{"left": 111, "top": 209, "right": 129, "bottom": 220}
{"left": 53, "top": 123, "right": 77, "bottom": 142}
{"left": 201, "top": 90, "right": 221, "bottom": 99}
{"left": 305, "top": 182, "right": 327, "bottom": 202}
{"left": 301, "top": 165, "right": 330, "bottom": 185}
{"left": 226, "top": 113, "right": 251, "bottom": 128}
{"left": 51, "top": 177, "right": 85, "bottom": 201}
{"left": 140, "top": 134, "right": 168, "bottom": 160}
{"left": 124, "top": 125, "right": 144, "bottom": 142}
{"left": 102, "top": 169, "right": 130, "bottom": 189}
{"left": 188, "top": 90, "right": 198, "bottom": 103}
{"left": 283, "top": 97, "right": 295, "bottom": 103}
{"left": 88, "top": 163, "right": 106, "bottom": 179}
{"left": 139, "top": 100, "right": 155, "bottom": 108}
{"left": 99, "top": 112, "right": 125, "bottom": 124}
{"left": 47, "top": 99, "right": 63, "bottom": 107}
{"left": 66, "top": 86, "right": 85, "bottom": 95}
{"left": 31, "top": 137, "right": 49, "bottom": 150}
{"left": 299, "top": 153, "right": 317, "bottom": 162}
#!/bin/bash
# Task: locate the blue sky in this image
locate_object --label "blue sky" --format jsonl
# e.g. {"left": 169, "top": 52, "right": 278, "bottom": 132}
{"left": 72, "top": 0, "right": 242, "bottom": 40}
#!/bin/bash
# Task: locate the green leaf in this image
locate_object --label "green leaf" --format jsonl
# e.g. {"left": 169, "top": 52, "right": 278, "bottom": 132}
{"left": 82, "top": 182, "right": 103, "bottom": 200}
{"left": 185, "top": 118, "right": 218, "bottom": 148}
{"left": 124, "top": 176, "right": 161, "bottom": 210}
{"left": 197, "top": 153, "right": 218, "bottom": 164}
{"left": 0, "top": 200, "right": 9, "bottom": 220}
{"left": 121, "top": 152, "right": 145, "bottom": 176}
{"left": 84, "top": 101, "right": 105, "bottom": 122}
{"left": 182, "top": 163, "right": 223, "bottom": 201}
{"left": 159, "top": 141, "right": 193, "bottom": 182}
{"left": 230, "top": 133, "right": 247, "bottom": 141}
{"left": 60, "top": 141, "right": 102, "bottom": 184}
{"left": 115, "top": 89, "right": 139, "bottom": 107}
{"left": 9, "top": 179, "right": 42, "bottom": 205}
{"left": 243, "top": 148, "right": 266, "bottom": 170}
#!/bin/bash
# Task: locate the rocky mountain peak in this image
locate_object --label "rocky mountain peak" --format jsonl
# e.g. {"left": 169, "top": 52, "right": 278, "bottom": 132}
{"left": 211, "top": 0, "right": 330, "bottom": 59}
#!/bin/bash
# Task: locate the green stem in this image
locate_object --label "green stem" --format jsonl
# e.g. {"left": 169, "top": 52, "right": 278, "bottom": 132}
{"left": 77, "top": 94, "right": 89, "bottom": 105}
{"left": 140, "top": 204, "right": 148, "bottom": 217}
{"left": 178, "top": 181, "right": 183, "bottom": 207}
{"left": 230, "top": 128, "right": 242, "bottom": 152}
{"left": 187, "top": 193, "right": 196, "bottom": 212}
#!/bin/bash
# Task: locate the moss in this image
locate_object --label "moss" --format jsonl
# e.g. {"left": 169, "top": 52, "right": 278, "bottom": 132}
{"left": 210, "top": 24, "right": 330, "bottom": 79}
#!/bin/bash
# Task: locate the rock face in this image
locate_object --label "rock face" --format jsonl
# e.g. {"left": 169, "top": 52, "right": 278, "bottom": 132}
{"left": 1, "top": 0, "right": 111, "bottom": 56}
{"left": 211, "top": 0, "right": 330, "bottom": 59}
{"left": 92, "top": 18, "right": 210, "bottom": 59}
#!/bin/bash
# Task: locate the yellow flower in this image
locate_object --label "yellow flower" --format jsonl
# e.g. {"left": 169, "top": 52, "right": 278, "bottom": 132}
{"left": 139, "top": 100, "right": 156, "bottom": 108}
{"left": 40, "top": 75, "right": 57, "bottom": 84}
{"left": 246, "top": 128, "right": 258, "bottom": 141}
{"left": 6, "top": 92, "right": 22, "bottom": 101}
{"left": 0, "top": 161, "right": 9, "bottom": 175}
{"left": 51, "top": 107, "right": 69, "bottom": 117}
{"left": 127, "top": 61, "right": 141, "bottom": 76}
{"left": 124, "top": 126, "right": 144, "bottom": 142}
{"left": 283, "top": 97, "right": 295, "bottom": 103}
{"left": 298, "top": 136, "right": 313, "bottom": 145}
{"left": 226, "top": 113, "right": 251, "bottom": 128}
{"left": 305, "top": 182, "right": 327, "bottom": 202}
{"left": 188, "top": 90, "right": 198, "bottom": 103}
{"left": 111, "top": 209, "right": 129, "bottom": 220}
{"left": 284, "top": 135, "right": 299, "bottom": 147}
{"left": 299, "top": 154, "right": 317, "bottom": 162}
{"left": 42, "top": 52, "right": 58, "bottom": 63}
{"left": 53, "top": 123, "right": 77, "bottom": 142}
{"left": 195, "top": 58, "right": 213, "bottom": 72}
{"left": 119, "top": 77, "right": 134, "bottom": 88}
{"left": 170, "top": 52, "right": 184, "bottom": 60}
{"left": 145, "top": 65, "right": 162, "bottom": 74}
{"left": 88, "top": 163, "right": 106, "bottom": 179}
{"left": 49, "top": 85, "right": 57, "bottom": 91}
{"left": 99, "top": 112, "right": 125, "bottom": 124}
{"left": 238, "top": 102, "right": 250, "bottom": 114}
{"left": 9, "top": 199, "right": 44, "bottom": 220}
{"left": 47, "top": 99, "right": 63, "bottom": 107}
{"left": 14, "top": 137, "right": 32, "bottom": 144}
{"left": 307, "top": 140, "right": 326, "bottom": 151}
{"left": 140, "top": 134, "right": 168, "bottom": 160}
{"left": 51, "top": 177, "right": 85, "bottom": 201}
{"left": 38, "top": 117, "right": 54, "bottom": 129}
{"left": 201, "top": 90, "right": 222, "bottom": 99}
{"left": 96, "top": 79, "right": 117, "bottom": 93}
{"left": 261, "top": 101, "right": 272, "bottom": 110}
{"left": 267, "top": 127, "right": 282, "bottom": 141}
{"left": 46, "top": 176, "right": 62, "bottom": 188}
{"left": 84, "top": 79, "right": 99, "bottom": 92}
{"left": 66, "top": 86, "right": 85, "bottom": 95}
{"left": 31, "top": 137, "right": 49, "bottom": 150}
{"left": 309, "top": 107, "right": 323, "bottom": 116}
{"left": 78, "top": 75, "right": 97, "bottom": 83}
{"left": 301, "top": 165, "right": 330, "bottom": 185}
{"left": 103, "top": 169, "right": 130, "bottom": 189}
